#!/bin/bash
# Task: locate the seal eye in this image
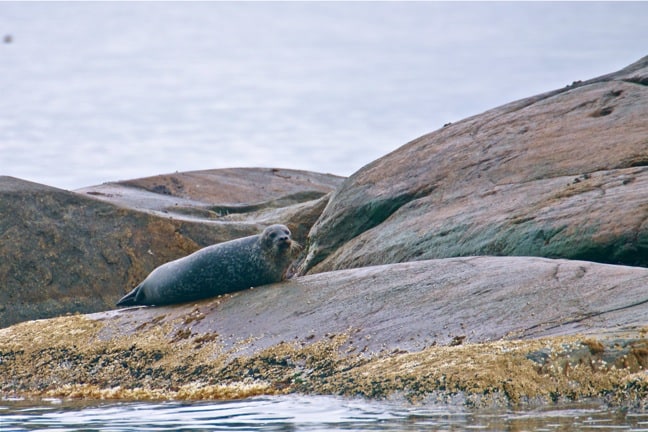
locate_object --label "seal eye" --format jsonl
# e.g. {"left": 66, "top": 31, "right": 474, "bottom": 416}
{"left": 269, "top": 232, "right": 277, "bottom": 239}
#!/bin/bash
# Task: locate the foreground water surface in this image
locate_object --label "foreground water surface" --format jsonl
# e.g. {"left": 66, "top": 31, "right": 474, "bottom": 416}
{"left": 1, "top": 395, "right": 647, "bottom": 432}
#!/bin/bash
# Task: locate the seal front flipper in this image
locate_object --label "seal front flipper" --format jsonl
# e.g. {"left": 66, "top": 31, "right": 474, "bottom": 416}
{"left": 116, "top": 284, "right": 145, "bottom": 307}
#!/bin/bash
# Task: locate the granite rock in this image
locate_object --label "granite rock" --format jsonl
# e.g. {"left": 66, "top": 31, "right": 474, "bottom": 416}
{"left": 299, "top": 56, "right": 648, "bottom": 274}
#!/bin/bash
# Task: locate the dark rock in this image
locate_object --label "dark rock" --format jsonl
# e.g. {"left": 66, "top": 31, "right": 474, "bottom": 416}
{"left": 528, "top": 338, "right": 648, "bottom": 375}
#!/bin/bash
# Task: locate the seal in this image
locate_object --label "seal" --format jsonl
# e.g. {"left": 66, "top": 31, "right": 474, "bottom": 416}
{"left": 116, "top": 224, "right": 298, "bottom": 307}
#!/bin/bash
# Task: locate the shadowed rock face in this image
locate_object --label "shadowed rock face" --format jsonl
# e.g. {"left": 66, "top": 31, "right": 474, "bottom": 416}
{"left": 299, "top": 56, "right": 648, "bottom": 274}
{"left": 0, "top": 169, "right": 344, "bottom": 328}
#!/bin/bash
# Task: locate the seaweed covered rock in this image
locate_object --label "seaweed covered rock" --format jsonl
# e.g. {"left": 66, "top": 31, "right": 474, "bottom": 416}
{"left": 300, "top": 56, "right": 648, "bottom": 274}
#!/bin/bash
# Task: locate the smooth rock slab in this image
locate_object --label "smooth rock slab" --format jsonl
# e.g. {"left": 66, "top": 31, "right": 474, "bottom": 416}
{"left": 77, "top": 167, "right": 344, "bottom": 222}
{"left": 100, "top": 256, "right": 648, "bottom": 355}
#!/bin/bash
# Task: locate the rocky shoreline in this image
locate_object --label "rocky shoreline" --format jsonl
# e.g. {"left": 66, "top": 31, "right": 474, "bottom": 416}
{"left": 1, "top": 55, "right": 647, "bottom": 408}
{"left": 2, "top": 308, "right": 648, "bottom": 408}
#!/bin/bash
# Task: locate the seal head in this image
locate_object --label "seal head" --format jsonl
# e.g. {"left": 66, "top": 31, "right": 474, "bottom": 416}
{"left": 262, "top": 224, "right": 292, "bottom": 253}
{"left": 116, "top": 224, "right": 297, "bottom": 307}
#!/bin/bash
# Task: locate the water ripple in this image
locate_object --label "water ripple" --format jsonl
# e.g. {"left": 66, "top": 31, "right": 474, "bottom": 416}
{"left": 2, "top": 396, "right": 647, "bottom": 432}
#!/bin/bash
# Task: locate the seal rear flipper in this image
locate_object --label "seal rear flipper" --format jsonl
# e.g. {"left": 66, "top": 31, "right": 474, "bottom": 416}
{"left": 116, "top": 285, "right": 144, "bottom": 307}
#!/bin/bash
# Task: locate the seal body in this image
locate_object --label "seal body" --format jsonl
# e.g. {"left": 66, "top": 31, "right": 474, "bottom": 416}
{"left": 116, "top": 224, "right": 295, "bottom": 307}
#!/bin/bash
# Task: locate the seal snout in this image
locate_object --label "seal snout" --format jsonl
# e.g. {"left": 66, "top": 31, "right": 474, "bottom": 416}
{"left": 276, "top": 234, "right": 292, "bottom": 251}
{"left": 262, "top": 224, "right": 296, "bottom": 253}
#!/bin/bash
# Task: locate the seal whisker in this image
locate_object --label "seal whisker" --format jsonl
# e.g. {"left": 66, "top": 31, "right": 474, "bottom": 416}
{"left": 289, "top": 240, "right": 303, "bottom": 254}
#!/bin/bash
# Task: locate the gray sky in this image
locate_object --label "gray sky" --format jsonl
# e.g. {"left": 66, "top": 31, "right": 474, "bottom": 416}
{"left": 1, "top": 2, "right": 647, "bottom": 189}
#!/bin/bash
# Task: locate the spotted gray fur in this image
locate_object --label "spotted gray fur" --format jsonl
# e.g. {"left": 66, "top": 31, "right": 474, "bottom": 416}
{"left": 116, "top": 224, "right": 296, "bottom": 307}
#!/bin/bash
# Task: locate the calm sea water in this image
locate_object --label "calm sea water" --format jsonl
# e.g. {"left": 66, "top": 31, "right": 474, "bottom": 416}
{"left": 1, "top": 395, "right": 646, "bottom": 432}
{"left": 1, "top": 2, "right": 647, "bottom": 189}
